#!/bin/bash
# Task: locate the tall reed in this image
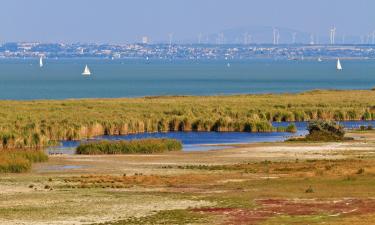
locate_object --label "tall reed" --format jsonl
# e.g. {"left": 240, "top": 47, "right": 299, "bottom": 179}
{"left": 0, "top": 150, "right": 48, "bottom": 173}
{"left": 0, "top": 90, "right": 373, "bottom": 149}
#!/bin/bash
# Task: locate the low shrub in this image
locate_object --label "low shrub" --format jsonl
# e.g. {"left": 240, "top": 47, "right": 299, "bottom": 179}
{"left": 356, "top": 168, "right": 365, "bottom": 175}
{"left": 288, "top": 120, "right": 346, "bottom": 142}
{"left": 305, "top": 186, "right": 314, "bottom": 193}
{"left": 305, "top": 120, "right": 345, "bottom": 141}
{"left": 76, "top": 138, "right": 183, "bottom": 155}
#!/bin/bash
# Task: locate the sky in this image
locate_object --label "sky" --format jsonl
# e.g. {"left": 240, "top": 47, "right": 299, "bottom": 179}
{"left": 0, "top": 0, "right": 374, "bottom": 43}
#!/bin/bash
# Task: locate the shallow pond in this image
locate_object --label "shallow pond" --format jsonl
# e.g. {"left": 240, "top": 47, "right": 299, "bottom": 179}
{"left": 47, "top": 121, "right": 375, "bottom": 154}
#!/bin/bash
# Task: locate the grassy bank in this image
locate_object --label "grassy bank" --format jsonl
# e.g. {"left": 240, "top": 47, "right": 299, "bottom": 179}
{"left": 0, "top": 90, "right": 374, "bottom": 149}
{"left": 76, "top": 139, "right": 182, "bottom": 155}
{"left": 0, "top": 150, "right": 48, "bottom": 173}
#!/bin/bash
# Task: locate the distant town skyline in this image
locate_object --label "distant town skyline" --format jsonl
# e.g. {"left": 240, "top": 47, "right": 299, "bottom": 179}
{"left": 0, "top": 0, "right": 374, "bottom": 44}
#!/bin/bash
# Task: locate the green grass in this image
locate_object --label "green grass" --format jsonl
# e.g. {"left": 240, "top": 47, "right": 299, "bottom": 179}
{"left": 76, "top": 139, "right": 183, "bottom": 155}
{"left": 0, "top": 90, "right": 374, "bottom": 149}
{"left": 0, "top": 150, "right": 48, "bottom": 173}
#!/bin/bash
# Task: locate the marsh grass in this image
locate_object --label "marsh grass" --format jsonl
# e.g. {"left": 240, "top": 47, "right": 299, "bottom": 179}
{"left": 0, "top": 150, "right": 48, "bottom": 173}
{"left": 0, "top": 90, "right": 374, "bottom": 149}
{"left": 76, "top": 139, "right": 183, "bottom": 155}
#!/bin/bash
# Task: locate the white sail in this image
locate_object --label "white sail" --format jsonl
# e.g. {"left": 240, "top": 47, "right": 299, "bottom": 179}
{"left": 82, "top": 65, "right": 91, "bottom": 76}
{"left": 39, "top": 56, "right": 43, "bottom": 68}
{"left": 337, "top": 58, "right": 343, "bottom": 70}
{"left": 318, "top": 57, "right": 322, "bottom": 62}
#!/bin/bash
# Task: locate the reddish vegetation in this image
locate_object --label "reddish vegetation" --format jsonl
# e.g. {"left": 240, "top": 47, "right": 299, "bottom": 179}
{"left": 193, "top": 198, "right": 375, "bottom": 225}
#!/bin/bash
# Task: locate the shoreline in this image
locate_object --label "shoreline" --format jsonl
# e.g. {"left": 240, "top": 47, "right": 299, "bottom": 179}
{"left": 0, "top": 89, "right": 373, "bottom": 102}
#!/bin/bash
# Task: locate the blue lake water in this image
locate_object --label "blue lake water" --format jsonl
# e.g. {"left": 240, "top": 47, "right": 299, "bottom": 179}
{"left": 47, "top": 121, "right": 375, "bottom": 154}
{"left": 1, "top": 58, "right": 375, "bottom": 100}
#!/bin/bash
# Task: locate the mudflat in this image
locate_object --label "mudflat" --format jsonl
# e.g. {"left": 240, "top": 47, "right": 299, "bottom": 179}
{"left": 2, "top": 131, "right": 375, "bottom": 225}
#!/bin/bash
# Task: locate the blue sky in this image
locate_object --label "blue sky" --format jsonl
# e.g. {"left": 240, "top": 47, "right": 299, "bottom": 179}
{"left": 0, "top": 0, "right": 374, "bottom": 43}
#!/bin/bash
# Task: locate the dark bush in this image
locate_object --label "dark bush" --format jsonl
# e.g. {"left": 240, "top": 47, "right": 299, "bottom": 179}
{"left": 305, "top": 120, "right": 345, "bottom": 141}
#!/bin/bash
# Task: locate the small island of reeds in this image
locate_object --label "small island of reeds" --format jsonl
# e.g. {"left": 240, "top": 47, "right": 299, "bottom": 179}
{"left": 76, "top": 138, "right": 183, "bottom": 155}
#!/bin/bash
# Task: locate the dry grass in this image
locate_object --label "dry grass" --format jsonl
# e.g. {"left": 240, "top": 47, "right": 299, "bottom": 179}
{"left": 0, "top": 150, "right": 48, "bottom": 173}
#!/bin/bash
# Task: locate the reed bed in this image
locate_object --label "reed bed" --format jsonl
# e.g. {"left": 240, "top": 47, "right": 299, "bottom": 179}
{"left": 76, "top": 139, "right": 182, "bottom": 155}
{"left": 0, "top": 90, "right": 374, "bottom": 149}
{"left": 0, "top": 150, "right": 48, "bottom": 173}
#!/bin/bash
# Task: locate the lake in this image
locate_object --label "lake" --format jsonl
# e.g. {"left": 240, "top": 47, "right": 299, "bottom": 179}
{"left": 1, "top": 58, "right": 375, "bottom": 100}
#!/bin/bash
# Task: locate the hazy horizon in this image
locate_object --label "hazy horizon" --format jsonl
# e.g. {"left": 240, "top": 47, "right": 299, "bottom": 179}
{"left": 1, "top": 0, "right": 374, "bottom": 44}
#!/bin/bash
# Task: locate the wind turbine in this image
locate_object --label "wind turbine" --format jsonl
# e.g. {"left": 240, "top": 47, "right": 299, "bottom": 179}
{"left": 244, "top": 32, "right": 248, "bottom": 45}
{"left": 168, "top": 33, "right": 173, "bottom": 46}
{"left": 217, "top": 33, "right": 224, "bottom": 45}
{"left": 248, "top": 34, "right": 252, "bottom": 44}
{"left": 292, "top": 32, "right": 297, "bottom": 44}
{"left": 277, "top": 31, "right": 280, "bottom": 45}
{"left": 330, "top": 26, "right": 336, "bottom": 45}
{"left": 273, "top": 28, "right": 279, "bottom": 45}
{"left": 198, "top": 33, "right": 202, "bottom": 44}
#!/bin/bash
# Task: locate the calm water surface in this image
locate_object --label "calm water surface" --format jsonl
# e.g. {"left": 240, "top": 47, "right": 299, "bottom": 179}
{"left": 1, "top": 58, "right": 375, "bottom": 100}
{"left": 47, "top": 121, "right": 375, "bottom": 154}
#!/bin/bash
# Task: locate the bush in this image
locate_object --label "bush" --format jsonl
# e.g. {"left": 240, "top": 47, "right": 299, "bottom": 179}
{"left": 305, "top": 186, "right": 314, "bottom": 193}
{"left": 288, "top": 120, "right": 346, "bottom": 142}
{"left": 356, "top": 168, "right": 365, "bottom": 175}
{"left": 305, "top": 120, "right": 345, "bottom": 141}
{"left": 76, "top": 138, "right": 183, "bottom": 155}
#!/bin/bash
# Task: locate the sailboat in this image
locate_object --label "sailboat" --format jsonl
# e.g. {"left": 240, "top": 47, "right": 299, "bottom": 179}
{"left": 336, "top": 58, "right": 343, "bottom": 71}
{"left": 82, "top": 65, "right": 91, "bottom": 76}
{"left": 318, "top": 57, "right": 323, "bottom": 62}
{"left": 39, "top": 56, "right": 44, "bottom": 68}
